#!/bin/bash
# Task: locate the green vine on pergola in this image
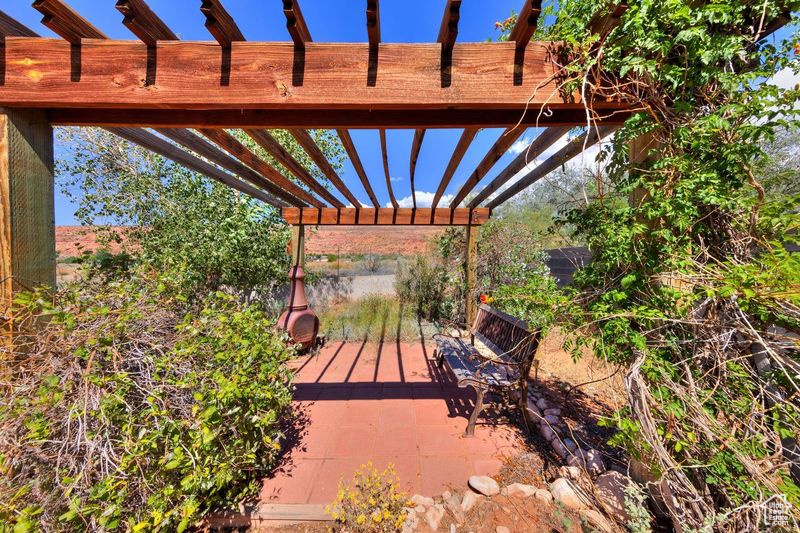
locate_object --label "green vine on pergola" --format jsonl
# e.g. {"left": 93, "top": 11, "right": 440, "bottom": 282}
{"left": 498, "top": 1, "right": 800, "bottom": 531}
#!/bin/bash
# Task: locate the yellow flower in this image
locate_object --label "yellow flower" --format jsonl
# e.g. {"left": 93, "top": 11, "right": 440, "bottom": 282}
{"left": 356, "top": 514, "right": 366, "bottom": 525}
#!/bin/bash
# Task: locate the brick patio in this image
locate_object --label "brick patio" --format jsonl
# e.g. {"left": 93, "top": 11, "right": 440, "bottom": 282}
{"left": 259, "top": 340, "right": 527, "bottom": 505}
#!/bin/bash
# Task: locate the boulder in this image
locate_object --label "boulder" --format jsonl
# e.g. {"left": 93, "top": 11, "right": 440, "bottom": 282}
{"left": 460, "top": 490, "right": 483, "bottom": 513}
{"left": 534, "top": 489, "right": 553, "bottom": 503}
{"left": 543, "top": 408, "right": 562, "bottom": 417}
{"left": 496, "top": 527, "right": 511, "bottom": 533}
{"left": 444, "top": 491, "right": 465, "bottom": 524}
{"left": 567, "top": 453, "right": 588, "bottom": 470}
{"left": 424, "top": 503, "right": 446, "bottom": 531}
{"left": 558, "top": 466, "right": 583, "bottom": 480}
{"left": 411, "top": 494, "right": 435, "bottom": 507}
{"left": 584, "top": 448, "right": 607, "bottom": 476}
{"left": 549, "top": 478, "right": 591, "bottom": 511}
{"left": 595, "top": 470, "right": 633, "bottom": 522}
{"left": 563, "top": 437, "right": 578, "bottom": 452}
{"left": 579, "top": 509, "right": 615, "bottom": 533}
{"left": 551, "top": 438, "right": 570, "bottom": 459}
{"left": 544, "top": 414, "right": 561, "bottom": 425}
{"left": 536, "top": 398, "right": 549, "bottom": 411}
{"left": 468, "top": 475, "right": 500, "bottom": 496}
{"left": 539, "top": 423, "right": 557, "bottom": 442}
{"left": 502, "top": 483, "right": 537, "bottom": 498}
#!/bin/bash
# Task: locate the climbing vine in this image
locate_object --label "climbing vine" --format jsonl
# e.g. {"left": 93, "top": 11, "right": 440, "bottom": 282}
{"left": 501, "top": 1, "right": 800, "bottom": 530}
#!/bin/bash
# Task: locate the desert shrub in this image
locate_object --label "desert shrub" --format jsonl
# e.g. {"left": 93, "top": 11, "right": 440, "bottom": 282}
{"left": 325, "top": 462, "right": 409, "bottom": 532}
{"left": 327, "top": 253, "right": 338, "bottom": 262}
{"left": 0, "top": 270, "right": 295, "bottom": 531}
{"left": 362, "top": 253, "right": 381, "bottom": 273}
{"left": 319, "top": 295, "right": 426, "bottom": 342}
{"left": 395, "top": 255, "right": 460, "bottom": 323}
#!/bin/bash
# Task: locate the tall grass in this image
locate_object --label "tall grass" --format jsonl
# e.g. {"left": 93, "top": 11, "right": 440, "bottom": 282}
{"left": 319, "top": 295, "right": 431, "bottom": 342}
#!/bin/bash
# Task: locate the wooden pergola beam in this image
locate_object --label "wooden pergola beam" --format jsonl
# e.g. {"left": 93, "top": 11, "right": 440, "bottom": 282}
{"left": 245, "top": 129, "right": 342, "bottom": 207}
{"left": 468, "top": 126, "right": 569, "bottom": 208}
{"left": 281, "top": 208, "right": 490, "bottom": 226}
{"left": 509, "top": 0, "right": 543, "bottom": 49}
{"left": 408, "top": 129, "right": 425, "bottom": 209}
{"left": 431, "top": 128, "right": 478, "bottom": 210}
{"left": 366, "top": 0, "right": 380, "bottom": 48}
{"left": 437, "top": 0, "right": 462, "bottom": 55}
{"left": 282, "top": 0, "right": 311, "bottom": 49}
{"left": 115, "top": 0, "right": 176, "bottom": 44}
{"left": 587, "top": 3, "right": 628, "bottom": 37}
{"left": 200, "top": 0, "right": 244, "bottom": 47}
{"left": 32, "top": 0, "right": 105, "bottom": 42}
{"left": 157, "top": 128, "right": 294, "bottom": 206}
{"left": 336, "top": 129, "right": 380, "bottom": 208}
{"left": 449, "top": 127, "right": 528, "bottom": 208}
{"left": 0, "top": 11, "right": 37, "bottom": 37}
{"left": 379, "top": 129, "right": 398, "bottom": 208}
{"left": 199, "top": 128, "right": 320, "bottom": 207}
{"left": 485, "top": 126, "right": 616, "bottom": 209}
{"left": 113, "top": 128, "right": 284, "bottom": 206}
{"left": 0, "top": 40, "right": 582, "bottom": 111}
{"left": 289, "top": 129, "right": 361, "bottom": 207}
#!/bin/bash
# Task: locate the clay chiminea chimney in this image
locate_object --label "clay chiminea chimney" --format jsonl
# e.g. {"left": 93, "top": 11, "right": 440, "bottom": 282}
{"left": 278, "top": 264, "right": 319, "bottom": 351}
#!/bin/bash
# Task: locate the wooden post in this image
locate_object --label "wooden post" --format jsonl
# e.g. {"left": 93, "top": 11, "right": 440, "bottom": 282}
{"left": 290, "top": 224, "right": 305, "bottom": 267}
{"left": 1, "top": 108, "right": 55, "bottom": 342}
{"left": 465, "top": 223, "right": 478, "bottom": 326}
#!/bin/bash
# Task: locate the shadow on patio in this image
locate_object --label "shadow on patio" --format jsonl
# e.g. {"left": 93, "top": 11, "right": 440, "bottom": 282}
{"left": 260, "top": 335, "right": 527, "bottom": 504}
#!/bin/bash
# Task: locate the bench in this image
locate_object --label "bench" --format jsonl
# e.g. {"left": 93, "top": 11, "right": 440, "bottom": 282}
{"left": 433, "top": 304, "right": 541, "bottom": 437}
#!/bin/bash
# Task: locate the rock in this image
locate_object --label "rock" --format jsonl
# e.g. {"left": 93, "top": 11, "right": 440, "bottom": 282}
{"left": 567, "top": 453, "right": 587, "bottom": 470}
{"left": 563, "top": 437, "right": 578, "bottom": 452}
{"left": 584, "top": 448, "right": 607, "bottom": 476}
{"left": 539, "top": 424, "right": 557, "bottom": 442}
{"left": 534, "top": 489, "right": 553, "bottom": 503}
{"left": 460, "top": 490, "right": 483, "bottom": 513}
{"left": 558, "top": 466, "right": 583, "bottom": 480}
{"left": 496, "top": 527, "right": 511, "bottom": 533}
{"left": 402, "top": 509, "right": 420, "bottom": 533}
{"left": 503, "top": 482, "right": 537, "bottom": 498}
{"left": 468, "top": 475, "right": 500, "bottom": 496}
{"left": 441, "top": 490, "right": 451, "bottom": 501}
{"left": 411, "top": 494, "right": 435, "bottom": 507}
{"left": 579, "top": 509, "right": 615, "bottom": 533}
{"left": 444, "top": 492, "right": 465, "bottom": 524}
{"left": 425, "top": 504, "right": 446, "bottom": 531}
{"left": 551, "top": 438, "right": 570, "bottom": 459}
{"left": 509, "top": 389, "right": 521, "bottom": 402}
{"left": 543, "top": 408, "right": 562, "bottom": 416}
{"left": 527, "top": 407, "right": 545, "bottom": 424}
{"left": 544, "top": 414, "right": 561, "bottom": 425}
{"left": 536, "top": 398, "right": 549, "bottom": 411}
{"left": 549, "top": 478, "right": 591, "bottom": 511}
{"left": 595, "top": 471, "right": 633, "bottom": 522}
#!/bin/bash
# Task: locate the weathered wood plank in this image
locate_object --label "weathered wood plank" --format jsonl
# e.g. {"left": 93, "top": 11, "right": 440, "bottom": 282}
{"left": 336, "top": 129, "right": 379, "bottom": 207}
{"left": 1, "top": 108, "right": 55, "bottom": 342}
{"left": 116, "top": 0, "right": 177, "bottom": 44}
{"left": 0, "top": 39, "right": 583, "bottom": 110}
{"left": 379, "top": 129, "right": 397, "bottom": 208}
{"left": 281, "top": 208, "right": 490, "bottom": 226}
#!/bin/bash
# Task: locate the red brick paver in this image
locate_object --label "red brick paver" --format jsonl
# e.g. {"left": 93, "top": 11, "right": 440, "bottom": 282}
{"left": 260, "top": 341, "right": 527, "bottom": 505}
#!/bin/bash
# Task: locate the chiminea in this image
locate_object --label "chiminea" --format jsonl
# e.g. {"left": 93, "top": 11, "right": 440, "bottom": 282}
{"left": 278, "top": 265, "right": 319, "bottom": 351}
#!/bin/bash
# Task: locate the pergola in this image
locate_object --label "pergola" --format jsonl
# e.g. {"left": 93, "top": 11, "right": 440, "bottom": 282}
{"left": 2, "top": 1, "right": 782, "bottom": 327}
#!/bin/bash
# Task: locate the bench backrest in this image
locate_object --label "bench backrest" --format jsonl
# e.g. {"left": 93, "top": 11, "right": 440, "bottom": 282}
{"left": 471, "top": 305, "right": 540, "bottom": 370}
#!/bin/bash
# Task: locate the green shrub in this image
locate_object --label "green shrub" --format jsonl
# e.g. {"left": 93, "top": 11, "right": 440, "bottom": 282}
{"left": 325, "top": 462, "right": 409, "bottom": 532}
{"left": 327, "top": 253, "right": 338, "bottom": 262}
{"left": 319, "top": 295, "right": 426, "bottom": 342}
{"left": 0, "top": 270, "right": 295, "bottom": 531}
{"left": 395, "top": 255, "right": 460, "bottom": 323}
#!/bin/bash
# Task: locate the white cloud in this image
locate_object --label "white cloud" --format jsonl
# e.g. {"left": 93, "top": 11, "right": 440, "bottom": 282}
{"left": 509, "top": 136, "right": 532, "bottom": 155}
{"left": 768, "top": 67, "right": 800, "bottom": 89}
{"left": 390, "top": 176, "right": 403, "bottom": 182}
{"left": 385, "top": 191, "right": 454, "bottom": 208}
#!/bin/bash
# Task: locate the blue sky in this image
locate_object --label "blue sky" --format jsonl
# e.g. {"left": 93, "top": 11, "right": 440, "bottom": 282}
{"left": 4, "top": 2, "right": 796, "bottom": 223}
{"left": 4, "top": 0, "right": 534, "bottom": 223}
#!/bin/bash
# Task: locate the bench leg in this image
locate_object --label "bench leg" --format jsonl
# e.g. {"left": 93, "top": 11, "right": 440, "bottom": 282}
{"left": 436, "top": 349, "right": 445, "bottom": 369}
{"left": 464, "top": 385, "right": 486, "bottom": 437}
{"left": 520, "top": 380, "right": 532, "bottom": 433}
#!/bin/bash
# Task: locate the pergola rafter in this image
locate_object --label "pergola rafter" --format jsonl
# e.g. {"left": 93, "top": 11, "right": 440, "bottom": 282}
{"left": 431, "top": 128, "right": 478, "bottom": 210}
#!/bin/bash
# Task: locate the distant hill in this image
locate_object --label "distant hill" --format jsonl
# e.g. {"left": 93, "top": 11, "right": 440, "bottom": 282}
{"left": 56, "top": 225, "right": 444, "bottom": 259}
